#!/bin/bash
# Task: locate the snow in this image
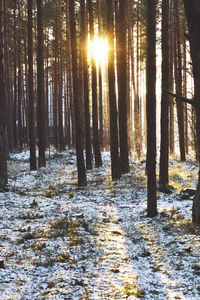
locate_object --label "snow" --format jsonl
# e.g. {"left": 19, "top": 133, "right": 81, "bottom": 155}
{"left": 0, "top": 150, "right": 200, "bottom": 299}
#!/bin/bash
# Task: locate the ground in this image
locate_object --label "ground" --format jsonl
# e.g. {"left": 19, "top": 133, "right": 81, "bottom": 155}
{"left": 0, "top": 149, "right": 200, "bottom": 300}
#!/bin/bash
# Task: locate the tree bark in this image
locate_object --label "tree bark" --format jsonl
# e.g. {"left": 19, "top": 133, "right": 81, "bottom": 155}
{"left": 183, "top": 0, "right": 200, "bottom": 224}
{"left": 106, "top": 0, "right": 121, "bottom": 180}
{"left": 159, "top": 0, "right": 170, "bottom": 191}
{"left": 0, "top": 0, "right": 8, "bottom": 189}
{"left": 69, "top": 0, "right": 87, "bottom": 186}
{"left": 117, "top": 0, "right": 130, "bottom": 173}
{"left": 146, "top": 0, "right": 157, "bottom": 217}
{"left": 80, "top": 0, "right": 93, "bottom": 170}
{"left": 88, "top": 0, "right": 102, "bottom": 168}
{"left": 28, "top": 0, "right": 37, "bottom": 170}
{"left": 36, "top": 0, "right": 46, "bottom": 167}
{"left": 174, "top": 0, "right": 185, "bottom": 161}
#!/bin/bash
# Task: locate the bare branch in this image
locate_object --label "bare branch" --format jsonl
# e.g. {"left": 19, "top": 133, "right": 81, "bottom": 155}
{"left": 165, "top": 90, "right": 195, "bottom": 106}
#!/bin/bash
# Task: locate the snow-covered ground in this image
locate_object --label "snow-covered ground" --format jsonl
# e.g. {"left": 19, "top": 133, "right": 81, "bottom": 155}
{"left": 0, "top": 150, "right": 199, "bottom": 300}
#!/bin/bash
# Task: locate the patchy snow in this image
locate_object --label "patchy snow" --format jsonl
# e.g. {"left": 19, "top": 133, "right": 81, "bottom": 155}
{"left": 0, "top": 150, "right": 200, "bottom": 299}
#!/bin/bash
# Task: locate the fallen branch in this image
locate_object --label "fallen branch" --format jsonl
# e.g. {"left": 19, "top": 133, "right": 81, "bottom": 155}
{"left": 165, "top": 89, "right": 195, "bottom": 106}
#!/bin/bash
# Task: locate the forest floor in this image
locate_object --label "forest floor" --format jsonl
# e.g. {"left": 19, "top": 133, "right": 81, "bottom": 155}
{"left": 0, "top": 149, "right": 200, "bottom": 300}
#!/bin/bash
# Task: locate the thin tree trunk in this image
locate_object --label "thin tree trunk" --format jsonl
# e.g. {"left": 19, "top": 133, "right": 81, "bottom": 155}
{"left": 36, "top": 0, "right": 46, "bottom": 167}
{"left": 17, "top": 2, "right": 23, "bottom": 149}
{"left": 80, "top": 0, "right": 92, "bottom": 170}
{"left": 69, "top": 0, "right": 87, "bottom": 186}
{"left": 117, "top": 0, "right": 130, "bottom": 173}
{"left": 28, "top": 0, "right": 37, "bottom": 170}
{"left": 169, "top": 0, "right": 175, "bottom": 155}
{"left": 183, "top": 35, "right": 188, "bottom": 154}
{"left": 135, "top": 0, "right": 142, "bottom": 159}
{"left": 174, "top": 0, "right": 185, "bottom": 161}
{"left": 146, "top": 0, "right": 157, "bottom": 217}
{"left": 4, "top": 1, "right": 13, "bottom": 151}
{"left": 0, "top": 0, "right": 8, "bottom": 189}
{"left": 159, "top": 0, "right": 170, "bottom": 192}
{"left": 88, "top": 0, "right": 102, "bottom": 168}
{"left": 106, "top": 0, "right": 121, "bottom": 180}
{"left": 13, "top": 0, "right": 18, "bottom": 149}
{"left": 58, "top": 1, "right": 65, "bottom": 151}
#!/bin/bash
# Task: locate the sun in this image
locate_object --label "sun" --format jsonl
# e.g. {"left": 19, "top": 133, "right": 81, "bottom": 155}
{"left": 88, "top": 36, "right": 108, "bottom": 66}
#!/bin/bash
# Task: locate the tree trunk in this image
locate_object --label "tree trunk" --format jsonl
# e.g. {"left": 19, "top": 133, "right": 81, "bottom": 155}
{"left": 80, "top": 0, "right": 93, "bottom": 170}
{"left": 169, "top": 0, "right": 175, "bottom": 155}
{"left": 146, "top": 0, "right": 157, "bottom": 217}
{"left": 58, "top": 1, "right": 65, "bottom": 151}
{"left": 28, "top": 0, "right": 37, "bottom": 170}
{"left": 0, "top": 0, "right": 8, "bottom": 189}
{"left": 106, "top": 0, "right": 121, "bottom": 180}
{"left": 17, "top": 2, "right": 23, "bottom": 149}
{"left": 117, "top": 0, "right": 130, "bottom": 173}
{"left": 69, "top": 0, "right": 87, "bottom": 186}
{"left": 159, "top": 0, "right": 170, "bottom": 192}
{"left": 88, "top": 0, "right": 102, "bottom": 168}
{"left": 183, "top": 0, "right": 200, "bottom": 224}
{"left": 174, "top": 0, "right": 185, "bottom": 161}
{"left": 13, "top": 0, "right": 18, "bottom": 149}
{"left": 97, "top": 0, "right": 103, "bottom": 146}
{"left": 36, "top": 0, "right": 46, "bottom": 167}
{"left": 135, "top": 0, "right": 142, "bottom": 160}
{"left": 4, "top": 1, "right": 13, "bottom": 151}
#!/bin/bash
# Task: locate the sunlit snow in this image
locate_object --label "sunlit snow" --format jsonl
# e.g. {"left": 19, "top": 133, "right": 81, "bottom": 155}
{"left": 0, "top": 150, "right": 199, "bottom": 299}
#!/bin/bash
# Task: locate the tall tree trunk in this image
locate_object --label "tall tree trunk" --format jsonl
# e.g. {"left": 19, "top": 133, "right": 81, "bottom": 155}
{"left": 36, "top": 0, "right": 46, "bottom": 167}
{"left": 117, "top": 0, "right": 130, "bottom": 173}
{"left": 0, "top": 0, "right": 8, "bottom": 189}
{"left": 169, "top": 0, "right": 175, "bottom": 155}
{"left": 4, "top": 1, "right": 13, "bottom": 151}
{"left": 53, "top": 20, "right": 58, "bottom": 149}
{"left": 183, "top": 35, "right": 188, "bottom": 154}
{"left": 80, "top": 0, "right": 93, "bottom": 170}
{"left": 183, "top": 0, "right": 200, "bottom": 224}
{"left": 159, "top": 0, "right": 170, "bottom": 192}
{"left": 146, "top": 0, "right": 157, "bottom": 217}
{"left": 97, "top": 0, "right": 103, "bottom": 146}
{"left": 69, "top": 0, "right": 87, "bottom": 186}
{"left": 17, "top": 2, "right": 23, "bottom": 149}
{"left": 13, "top": 0, "right": 18, "bottom": 149}
{"left": 107, "top": 0, "right": 121, "bottom": 180}
{"left": 135, "top": 0, "right": 142, "bottom": 160}
{"left": 88, "top": 0, "right": 102, "bottom": 168}
{"left": 58, "top": 1, "right": 65, "bottom": 151}
{"left": 28, "top": 0, "right": 37, "bottom": 170}
{"left": 174, "top": 0, "right": 185, "bottom": 161}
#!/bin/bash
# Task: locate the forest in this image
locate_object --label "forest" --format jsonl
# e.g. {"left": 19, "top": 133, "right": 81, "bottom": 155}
{"left": 0, "top": 0, "right": 200, "bottom": 299}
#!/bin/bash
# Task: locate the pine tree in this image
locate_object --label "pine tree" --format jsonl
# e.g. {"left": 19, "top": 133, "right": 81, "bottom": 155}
{"left": 80, "top": 0, "right": 93, "bottom": 170}
{"left": 183, "top": 0, "right": 200, "bottom": 224}
{"left": 117, "top": 0, "right": 130, "bottom": 174}
{"left": 106, "top": 0, "right": 121, "bottom": 180}
{"left": 88, "top": 0, "right": 102, "bottom": 168}
{"left": 69, "top": 0, "right": 87, "bottom": 186}
{"left": 36, "top": 0, "right": 46, "bottom": 167}
{"left": 159, "top": 0, "right": 170, "bottom": 192}
{"left": 28, "top": 0, "right": 37, "bottom": 170}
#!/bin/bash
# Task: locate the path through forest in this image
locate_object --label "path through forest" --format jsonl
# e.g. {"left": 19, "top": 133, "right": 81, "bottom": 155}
{"left": 0, "top": 150, "right": 199, "bottom": 299}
